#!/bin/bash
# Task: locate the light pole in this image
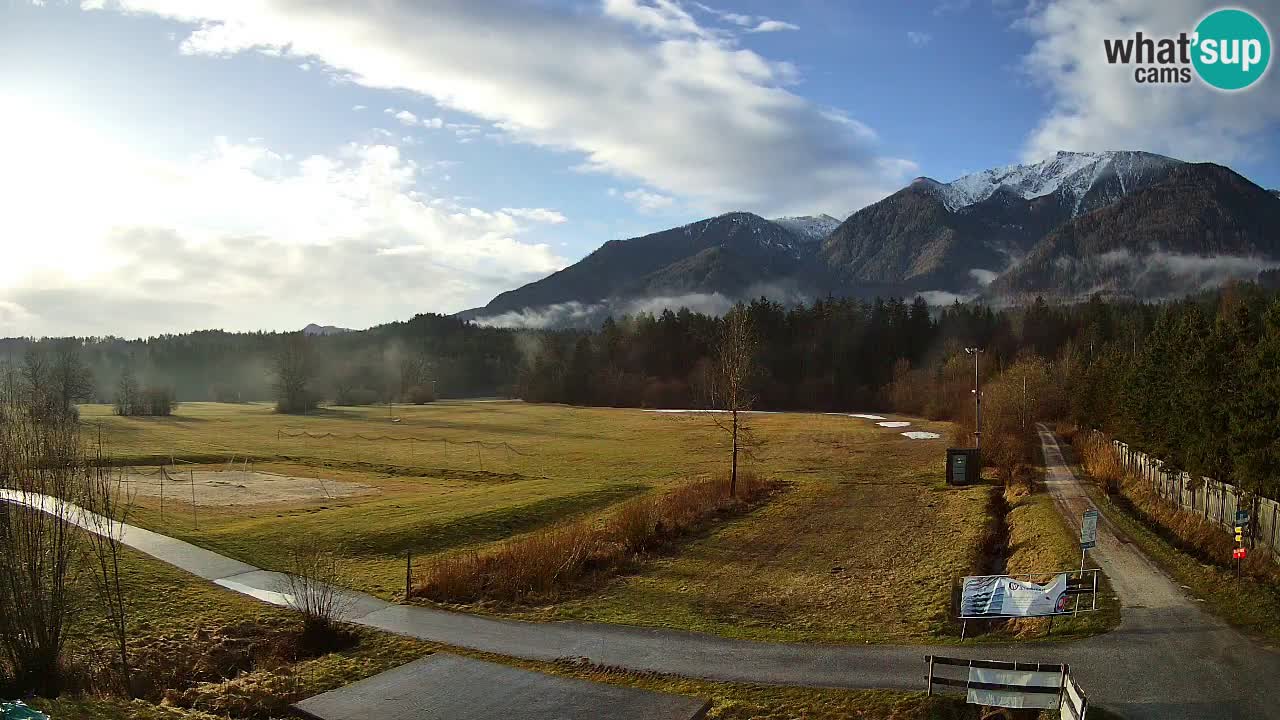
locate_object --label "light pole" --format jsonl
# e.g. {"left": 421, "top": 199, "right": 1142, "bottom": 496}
{"left": 965, "top": 347, "right": 983, "bottom": 449}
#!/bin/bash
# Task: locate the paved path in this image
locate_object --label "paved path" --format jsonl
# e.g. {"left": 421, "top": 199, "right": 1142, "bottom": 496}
{"left": 293, "top": 654, "right": 710, "bottom": 720}
{"left": 6, "top": 430, "right": 1280, "bottom": 718}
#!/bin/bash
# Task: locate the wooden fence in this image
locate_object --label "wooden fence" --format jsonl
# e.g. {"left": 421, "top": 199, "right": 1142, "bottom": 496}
{"left": 1111, "top": 438, "right": 1280, "bottom": 560}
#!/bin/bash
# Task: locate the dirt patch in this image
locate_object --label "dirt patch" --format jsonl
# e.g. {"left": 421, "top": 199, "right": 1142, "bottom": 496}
{"left": 121, "top": 469, "right": 378, "bottom": 507}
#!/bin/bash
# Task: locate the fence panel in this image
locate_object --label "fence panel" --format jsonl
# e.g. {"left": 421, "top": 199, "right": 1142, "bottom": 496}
{"left": 1108, "top": 437, "right": 1280, "bottom": 562}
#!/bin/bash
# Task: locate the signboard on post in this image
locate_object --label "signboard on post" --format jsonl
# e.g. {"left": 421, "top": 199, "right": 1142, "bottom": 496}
{"left": 1080, "top": 509, "right": 1099, "bottom": 550}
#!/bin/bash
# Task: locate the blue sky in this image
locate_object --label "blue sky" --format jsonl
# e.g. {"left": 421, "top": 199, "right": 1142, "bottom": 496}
{"left": 2, "top": 0, "right": 1279, "bottom": 336}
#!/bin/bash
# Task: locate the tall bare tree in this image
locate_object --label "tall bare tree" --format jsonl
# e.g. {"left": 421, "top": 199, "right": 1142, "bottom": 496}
{"left": 115, "top": 364, "right": 140, "bottom": 416}
{"left": 0, "top": 409, "right": 85, "bottom": 695}
{"left": 273, "top": 335, "right": 320, "bottom": 414}
{"left": 708, "top": 305, "right": 758, "bottom": 498}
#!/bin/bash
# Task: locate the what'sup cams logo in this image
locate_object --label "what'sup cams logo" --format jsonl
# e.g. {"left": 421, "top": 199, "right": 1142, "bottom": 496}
{"left": 1104, "top": 7, "right": 1271, "bottom": 90}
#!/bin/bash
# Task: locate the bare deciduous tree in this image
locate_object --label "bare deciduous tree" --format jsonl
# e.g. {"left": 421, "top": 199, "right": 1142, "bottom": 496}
{"left": 273, "top": 335, "right": 320, "bottom": 414}
{"left": 708, "top": 305, "right": 758, "bottom": 498}
{"left": 0, "top": 409, "right": 86, "bottom": 696}
{"left": 115, "top": 365, "right": 140, "bottom": 417}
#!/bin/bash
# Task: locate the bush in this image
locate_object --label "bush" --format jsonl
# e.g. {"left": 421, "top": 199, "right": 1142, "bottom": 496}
{"left": 1074, "top": 432, "right": 1124, "bottom": 494}
{"left": 277, "top": 543, "right": 355, "bottom": 650}
{"left": 416, "top": 472, "right": 776, "bottom": 603}
{"left": 404, "top": 384, "right": 436, "bottom": 404}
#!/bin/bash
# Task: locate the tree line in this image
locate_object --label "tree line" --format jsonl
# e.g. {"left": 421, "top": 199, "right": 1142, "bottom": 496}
{"left": 0, "top": 313, "right": 522, "bottom": 411}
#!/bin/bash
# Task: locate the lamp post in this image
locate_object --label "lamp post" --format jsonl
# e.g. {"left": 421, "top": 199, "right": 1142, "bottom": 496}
{"left": 965, "top": 347, "right": 984, "bottom": 449}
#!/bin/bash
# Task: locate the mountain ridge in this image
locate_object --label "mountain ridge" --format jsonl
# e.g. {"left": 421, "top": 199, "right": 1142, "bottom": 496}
{"left": 468, "top": 151, "right": 1280, "bottom": 327}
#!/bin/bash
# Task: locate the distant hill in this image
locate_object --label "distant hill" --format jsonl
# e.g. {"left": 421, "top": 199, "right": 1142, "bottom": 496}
{"left": 302, "top": 323, "right": 354, "bottom": 336}
{"left": 465, "top": 151, "right": 1280, "bottom": 327}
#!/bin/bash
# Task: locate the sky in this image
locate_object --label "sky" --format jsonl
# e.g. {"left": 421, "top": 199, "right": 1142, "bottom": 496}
{"left": 2, "top": 0, "right": 1279, "bottom": 338}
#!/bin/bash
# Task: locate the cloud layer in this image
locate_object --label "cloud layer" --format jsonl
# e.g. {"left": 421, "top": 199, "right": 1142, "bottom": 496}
{"left": 89, "top": 0, "right": 913, "bottom": 217}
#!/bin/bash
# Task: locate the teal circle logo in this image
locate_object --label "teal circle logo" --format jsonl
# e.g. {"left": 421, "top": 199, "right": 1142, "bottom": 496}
{"left": 1193, "top": 8, "right": 1271, "bottom": 90}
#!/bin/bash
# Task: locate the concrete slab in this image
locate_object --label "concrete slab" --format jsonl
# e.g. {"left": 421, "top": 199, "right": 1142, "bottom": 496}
{"left": 292, "top": 654, "right": 710, "bottom": 720}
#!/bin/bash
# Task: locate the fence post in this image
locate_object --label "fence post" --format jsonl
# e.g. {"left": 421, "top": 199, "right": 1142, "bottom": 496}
{"left": 926, "top": 656, "right": 934, "bottom": 696}
{"left": 1272, "top": 503, "right": 1278, "bottom": 559}
{"left": 405, "top": 550, "right": 413, "bottom": 599}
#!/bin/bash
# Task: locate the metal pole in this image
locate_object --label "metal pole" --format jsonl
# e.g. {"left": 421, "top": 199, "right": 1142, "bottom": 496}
{"left": 190, "top": 468, "right": 197, "bottom": 530}
{"left": 926, "top": 656, "right": 934, "bottom": 695}
{"left": 405, "top": 550, "right": 413, "bottom": 599}
{"left": 975, "top": 350, "right": 982, "bottom": 449}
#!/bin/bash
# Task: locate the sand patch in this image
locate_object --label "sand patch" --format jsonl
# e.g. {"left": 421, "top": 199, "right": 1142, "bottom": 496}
{"left": 121, "top": 469, "right": 377, "bottom": 507}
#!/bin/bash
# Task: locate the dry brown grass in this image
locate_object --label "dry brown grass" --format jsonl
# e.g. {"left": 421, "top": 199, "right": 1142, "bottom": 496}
{"left": 415, "top": 472, "right": 777, "bottom": 603}
{"left": 1075, "top": 431, "right": 1124, "bottom": 494}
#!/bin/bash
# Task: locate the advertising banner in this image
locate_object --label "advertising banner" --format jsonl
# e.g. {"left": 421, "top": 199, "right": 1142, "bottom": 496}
{"left": 960, "top": 573, "right": 1071, "bottom": 618}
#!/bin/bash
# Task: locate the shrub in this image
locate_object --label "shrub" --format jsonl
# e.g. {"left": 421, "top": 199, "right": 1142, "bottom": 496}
{"left": 404, "top": 384, "right": 436, "bottom": 404}
{"left": 277, "top": 543, "right": 355, "bottom": 650}
{"left": 416, "top": 472, "right": 776, "bottom": 603}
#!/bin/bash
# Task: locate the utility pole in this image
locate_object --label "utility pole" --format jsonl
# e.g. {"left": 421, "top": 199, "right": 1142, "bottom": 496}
{"left": 965, "top": 347, "right": 984, "bottom": 449}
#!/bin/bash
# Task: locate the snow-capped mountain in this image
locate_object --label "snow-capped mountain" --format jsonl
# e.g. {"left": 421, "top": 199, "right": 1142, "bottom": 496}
{"left": 915, "top": 150, "right": 1183, "bottom": 217}
{"left": 771, "top": 214, "right": 841, "bottom": 243}
{"left": 466, "top": 151, "right": 1280, "bottom": 327}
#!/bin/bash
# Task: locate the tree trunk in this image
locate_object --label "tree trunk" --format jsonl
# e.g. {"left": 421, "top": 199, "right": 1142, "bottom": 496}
{"left": 730, "top": 409, "right": 738, "bottom": 498}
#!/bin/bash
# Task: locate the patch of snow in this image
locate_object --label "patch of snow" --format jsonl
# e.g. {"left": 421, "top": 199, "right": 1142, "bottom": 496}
{"left": 877, "top": 421, "right": 911, "bottom": 428}
{"left": 901, "top": 431, "right": 941, "bottom": 440}
{"left": 923, "top": 150, "right": 1182, "bottom": 217}
{"left": 771, "top": 214, "right": 841, "bottom": 242}
{"left": 827, "top": 413, "right": 886, "bottom": 420}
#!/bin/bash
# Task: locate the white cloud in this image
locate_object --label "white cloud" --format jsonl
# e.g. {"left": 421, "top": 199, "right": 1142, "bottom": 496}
{"left": 501, "top": 208, "right": 569, "bottom": 224}
{"left": 386, "top": 108, "right": 419, "bottom": 126}
{"left": 352, "top": 104, "right": 367, "bottom": 111}
{"left": 969, "top": 268, "right": 998, "bottom": 286}
{"left": 749, "top": 20, "right": 798, "bottom": 33}
{"left": 906, "top": 31, "right": 932, "bottom": 46}
{"left": 604, "top": 0, "right": 704, "bottom": 37}
{"left": 0, "top": 104, "right": 566, "bottom": 336}
{"left": 620, "top": 187, "right": 675, "bottom": 212}
{"left": 1019, "top": 0, "right": 1280, "bottom": 163}
{"left": 917, "top": 290, "right": 973, "bottom": 305}
{"left": 88, "top": 0, "right": 911, "bottom": 216}
{"left": 692, "top": 3, "right": 798, "bottom": 33}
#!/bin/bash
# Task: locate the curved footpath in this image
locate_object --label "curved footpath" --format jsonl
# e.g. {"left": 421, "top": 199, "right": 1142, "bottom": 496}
{"left": 4, "top": 426, "right": 1278, "bottom": 719}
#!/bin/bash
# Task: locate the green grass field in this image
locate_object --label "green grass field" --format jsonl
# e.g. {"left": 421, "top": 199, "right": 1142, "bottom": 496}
{"left": 82, "top": 401, "right": 997, "bottom": 643}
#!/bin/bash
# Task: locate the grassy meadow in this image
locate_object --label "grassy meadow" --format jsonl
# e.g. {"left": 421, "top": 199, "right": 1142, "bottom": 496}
{"left": 78, "top": 400, "right": 1080, "bottom": 644}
